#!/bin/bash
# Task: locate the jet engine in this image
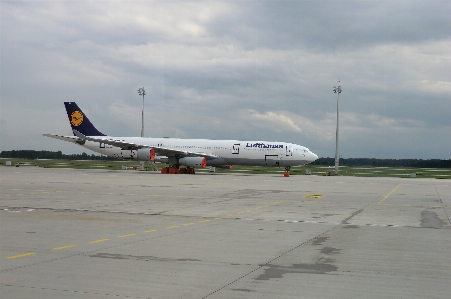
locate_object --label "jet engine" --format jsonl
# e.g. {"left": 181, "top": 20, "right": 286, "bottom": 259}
{"left": 136, "top": 148, "right": 155, "bottom": 161}
{"left": 179, "top": 157, "right": 207, "bottom": 168}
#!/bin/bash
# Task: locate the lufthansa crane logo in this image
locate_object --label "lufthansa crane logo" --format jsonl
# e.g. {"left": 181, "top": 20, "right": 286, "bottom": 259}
{"left": 70, "top": 111, "right": 83, "bottom": 126}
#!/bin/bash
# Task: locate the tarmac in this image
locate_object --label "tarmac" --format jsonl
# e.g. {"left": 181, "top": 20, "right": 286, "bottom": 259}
{"left": 1, "top": 166, "right": 450, "bottom": 299}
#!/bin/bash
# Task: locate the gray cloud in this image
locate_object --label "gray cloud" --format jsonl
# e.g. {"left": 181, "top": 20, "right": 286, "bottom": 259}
{"left": 1, "top": 1, "right": 450, "bottom": 159}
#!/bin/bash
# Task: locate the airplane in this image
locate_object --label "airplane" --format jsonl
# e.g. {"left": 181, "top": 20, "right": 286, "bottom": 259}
{"left": 43, "top": 102, "right": 318, "bottom": 174}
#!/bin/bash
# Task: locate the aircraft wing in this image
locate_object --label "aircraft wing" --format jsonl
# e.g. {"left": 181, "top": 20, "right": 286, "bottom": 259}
{"left": 72, "top": 130, "right": 219, "bottom": 160}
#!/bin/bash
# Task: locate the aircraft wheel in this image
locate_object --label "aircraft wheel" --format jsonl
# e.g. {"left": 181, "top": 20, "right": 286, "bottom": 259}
{"left": 169, "top": 167, "right": 179, "bottom": 174}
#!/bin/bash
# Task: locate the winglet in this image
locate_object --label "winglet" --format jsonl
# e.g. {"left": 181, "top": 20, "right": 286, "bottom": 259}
{"left": 72, "top": 129, "right": 87, "bottom": 145}
{"left": 73, "top": 129, "right": 85, "bottom": 140}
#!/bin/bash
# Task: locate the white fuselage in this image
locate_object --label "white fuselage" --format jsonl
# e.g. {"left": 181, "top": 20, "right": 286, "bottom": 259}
{"left": 80, "top": 136, "right": 318, "bottom": 167}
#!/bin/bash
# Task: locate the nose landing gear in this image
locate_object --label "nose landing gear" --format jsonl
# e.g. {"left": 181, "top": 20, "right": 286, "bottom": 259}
{"left": 284, "top": 166, "right": 291, "bottom": 177}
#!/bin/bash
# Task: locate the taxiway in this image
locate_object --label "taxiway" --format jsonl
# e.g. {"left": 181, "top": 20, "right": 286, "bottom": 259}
{"left": 1, "top": 167, "right": 450, "bottom": 298}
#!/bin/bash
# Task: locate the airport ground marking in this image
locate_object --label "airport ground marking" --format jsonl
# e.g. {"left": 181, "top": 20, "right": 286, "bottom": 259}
{"left": 7, "top": 252, "right": 36, "bottom": 259}
{"left": 378, "top": 183, "right": 403, "bottom": 205}
{"left": 89, "top": 238, "right": 109, "bottom": 244}
{"left": 303, "top": 194, "right": 325, "bottom": 199}
{"left": 5, "top": 200, "right": 288, "bottom": 259}
{"left": 118, "top": 234, "right": 135, "bottom": 238}
{"left": 53, "top": 244, "right": 76, "bottom": 250}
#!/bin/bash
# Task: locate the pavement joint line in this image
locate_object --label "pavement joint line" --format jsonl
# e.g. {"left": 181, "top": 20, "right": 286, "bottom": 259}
{"left": 378, "top": 183, "right": 403, "bottom": 205}
{"left": 202, "top": 221, "right": 341, "bottom": 299}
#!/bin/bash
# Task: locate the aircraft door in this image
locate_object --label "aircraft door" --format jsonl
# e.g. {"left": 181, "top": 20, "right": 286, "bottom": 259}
{"left": 285, "top": 144, "right": 293, "bottom": 156}
{"left": 265, "top": 155, "right": 279, "bottom": 166}
{"left": 232, "top": 143, "right": 240, "bottom": 154}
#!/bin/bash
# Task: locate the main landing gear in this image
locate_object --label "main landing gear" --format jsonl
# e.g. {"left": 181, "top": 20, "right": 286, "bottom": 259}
{"left": 284, "top": 166, "right": 291, "bottom": 177}
{"left": 160, "top": 166, "right": 196, "bottom": 174}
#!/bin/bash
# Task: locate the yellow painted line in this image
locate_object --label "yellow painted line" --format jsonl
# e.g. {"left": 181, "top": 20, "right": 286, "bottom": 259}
{"left": 8, "top": 252, "right": 36, "bottom": 259}
{"left": 166, "top": 226, "right": 178, "bottom": 229}
{"left": 247, "top": 209, "right": 253, "bottom": 213}
{"left": 184, "top": 222, "right": 195, "bottom": 226}
{"left": 227, "top": 214, "right": 234, "bottom": 217}
{"left": 53, "top": 244, "right": 76, "bottom": 251}
{"left": 378, "top": 184, "right": 403, "bottom": 205}
{"left": 89, "top": 238, "right": 109, "bottom": 244}
{"left": 144, "top": 229, "right": 157, "bottom": 233}
{"left": 199, "top": 220, "right": 209, "bottom": 223}
{"left": 303, "top": 194, "right": 325, "bottom": 199}
{"left": 237, "top": 212, "right": 244, "bottom": 215}
{"left": 214, "top": 217, "right": 222, "bottom": 220}
{"left": 118, "top": 234, "right": 135, "bottom": 238}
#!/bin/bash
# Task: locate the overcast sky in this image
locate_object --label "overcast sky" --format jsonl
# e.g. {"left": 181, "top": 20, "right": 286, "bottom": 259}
{"left": 1, "top": 0, "right": 450, "bottom": 159}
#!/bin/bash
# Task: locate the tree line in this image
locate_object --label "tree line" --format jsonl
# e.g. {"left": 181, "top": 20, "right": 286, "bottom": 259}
{"left": 1, "top": 150, "right": 450, "bottom": 168}
{"left": 0, "top": 150, "right": 113, "bottom": 160}
{"left": 311, "top": 157, "right": 451, "bottom": 168}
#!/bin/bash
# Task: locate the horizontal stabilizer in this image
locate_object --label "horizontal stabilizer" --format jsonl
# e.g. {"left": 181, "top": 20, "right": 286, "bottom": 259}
{"left": 43, "top": 134, "right": 81, "bottom": 144}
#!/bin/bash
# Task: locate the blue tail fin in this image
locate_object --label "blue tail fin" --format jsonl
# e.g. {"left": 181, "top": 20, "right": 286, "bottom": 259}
{"left": 64, "top": 102, "right": 106, "bottom": 136}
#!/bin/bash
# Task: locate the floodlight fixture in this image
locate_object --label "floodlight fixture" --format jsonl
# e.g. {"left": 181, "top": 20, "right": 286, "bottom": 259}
{"left": 333, "top": 85, "right": 342, "bottom": 94}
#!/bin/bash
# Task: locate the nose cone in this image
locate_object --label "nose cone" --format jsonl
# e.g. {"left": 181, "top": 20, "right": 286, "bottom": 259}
{"left": 310, "top": 152, "right": 318, "bottom": 162}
